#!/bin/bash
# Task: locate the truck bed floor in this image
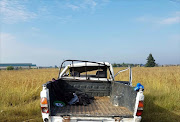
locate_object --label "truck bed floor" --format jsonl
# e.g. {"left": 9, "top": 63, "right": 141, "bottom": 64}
{"left": 51, "top": 97, "right": 133, "bottom": 117}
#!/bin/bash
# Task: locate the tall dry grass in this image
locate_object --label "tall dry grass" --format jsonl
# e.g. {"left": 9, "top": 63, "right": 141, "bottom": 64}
{"left": 0, "top": 69, "right": 59, "bottom": 122}
{"left": 0, "top": 67, "right": 179, "bottom": 121}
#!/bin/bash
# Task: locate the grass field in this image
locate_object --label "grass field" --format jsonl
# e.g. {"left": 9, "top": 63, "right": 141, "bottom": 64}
{"left": 0, "top": 67, "right": 180, "bottom": 122}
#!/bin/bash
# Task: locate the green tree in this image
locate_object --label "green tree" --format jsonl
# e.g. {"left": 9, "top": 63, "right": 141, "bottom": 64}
{"left": 7, "top": 66, "right": 14, "bottom": 70}
{"left": 145, "top": 53, "right": 156, "bottom": 67}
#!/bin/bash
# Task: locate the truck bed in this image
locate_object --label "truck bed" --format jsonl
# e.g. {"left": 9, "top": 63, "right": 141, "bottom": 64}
{"left": 50, "top": 96, "right": 133, "bottom": 117}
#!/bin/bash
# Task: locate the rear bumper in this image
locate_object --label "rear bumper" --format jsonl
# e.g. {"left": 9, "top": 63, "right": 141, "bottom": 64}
{"left": 122, "top": 116, "right": 141, "bottom": 122}
{"left": 46, "top": 116, "right": 141, "bottom": 122}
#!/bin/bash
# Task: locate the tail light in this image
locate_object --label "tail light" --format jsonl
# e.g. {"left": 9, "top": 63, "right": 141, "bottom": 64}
{"left": 138, "top": 101, "right": 143, "bottom": 108}
{"left": 136, "top": 101, "right": 143, "bottom": 116}
{"left": 41, "top": 97, "right": 49, "bottom": 113}
{"left": 136, "top": 110, "right": 143, "bottom": 116}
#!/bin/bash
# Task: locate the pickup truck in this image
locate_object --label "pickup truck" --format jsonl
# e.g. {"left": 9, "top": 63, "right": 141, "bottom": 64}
{"left": 40, "top": 60, "right": 144, "bottom": 122}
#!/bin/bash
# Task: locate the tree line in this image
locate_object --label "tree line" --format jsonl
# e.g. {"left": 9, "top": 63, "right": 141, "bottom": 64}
{"left": 5, "top": 54, "right": 157, "bottom": 70}
{"left": 112, "top": 63, "right": 144, "bottom": 67}
{"left": 112, "top": 53, "right": 157, "bottom": 67}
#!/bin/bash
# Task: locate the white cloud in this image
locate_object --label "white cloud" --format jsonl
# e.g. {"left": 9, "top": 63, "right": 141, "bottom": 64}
{"left": 31, "top": 27, "right": 40, "bottom": 31}
{"left": 67, "top": 4, "right": 79, "bottom": 11}
{"left": 159, "top": 12, "right": 180, "bottom": 24}
{"left": 0, "top": 0, "right": 36, "bottom": 24}
{"left": 81, "top": 0, "right": 97, "bottom": 9}
{"left": 0, "top": 0, "right": 110, "bottom": 24}
{"left": 65, "top": 0, "right": 110, "bottom": 12}
{"left": 57, "top": 15, "right": 72, "bottom": 23}
{"left": 170, "top": 0, "right": 180, "bottom": 3}
{"left": 136, "top": 16, "right": 157, "bottom": 23}
{"left": 137, "top": 11, "right": 180, "bottom": 25}
{"left": 160, "top": 17, "right": 180, "bottom": 24}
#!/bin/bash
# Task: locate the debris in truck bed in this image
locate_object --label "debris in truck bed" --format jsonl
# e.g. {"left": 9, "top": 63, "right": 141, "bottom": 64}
{"left": 51, "top": 96, "right": 133, "bottom": 117}
{"left": 65, "top": 92, "right": 94, "bottom": 106}
{"left": 76, "top": 92, "right": 94, "bottom": 106}
{"left": 68, "top": 93, "right": 79, "bottom": 105}
{"left": 53, "top": 101, "right": 65, "bottom": 107}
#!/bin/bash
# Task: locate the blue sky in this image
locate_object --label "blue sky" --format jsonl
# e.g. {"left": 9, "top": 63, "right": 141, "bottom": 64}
{"left": 0, "top": 0, "right": 180, "bottom": 66}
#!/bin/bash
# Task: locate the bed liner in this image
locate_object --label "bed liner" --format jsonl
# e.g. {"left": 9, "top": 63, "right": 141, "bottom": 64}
{"left": 50, "top": 96, "right": 133, "bottom": 117}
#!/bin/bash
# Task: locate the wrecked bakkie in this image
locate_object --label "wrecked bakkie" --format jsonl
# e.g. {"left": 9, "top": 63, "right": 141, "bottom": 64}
{"left": 40, "top": 60, "right": 144, "bottom": 122}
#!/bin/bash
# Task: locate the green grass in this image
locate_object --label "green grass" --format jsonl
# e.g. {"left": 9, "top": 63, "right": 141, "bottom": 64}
{"left": 0, "top": 67, "right": 179, "bottom": 121}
